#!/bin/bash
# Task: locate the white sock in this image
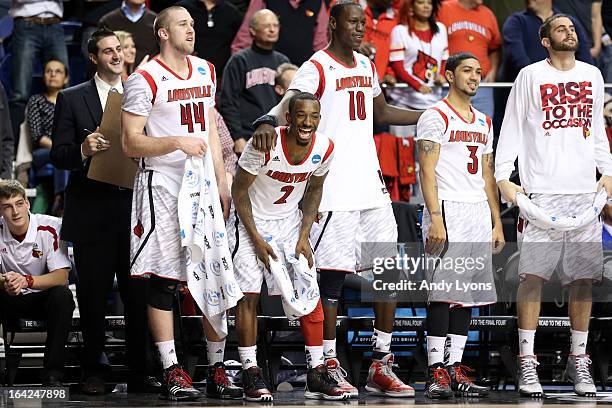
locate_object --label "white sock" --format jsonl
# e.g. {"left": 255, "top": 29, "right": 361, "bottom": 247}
{"left": 238, "top": 346, "right": 257, "bottom": 370}
{"left": 156, "top": 340, "right": 178, "bottom": 369}
{"left": 570, "top": 329, "right": 588, "bottom": 355}
{"left": 518, "top": 328, "right": 536, "bottom": 356}
{"left": 206, "top": 339, "right": 225, "bottom": 365}
{"left": 427, "top": 336, "right": 446, "bottom": 366}
{"left": 323, "top": 339, "right": 336, "bottom": 359}
{"left": 305, "top": 345, "right": 324, "bottom": 368}
{"left": 372, "top": 328, "right": 392, "bottom": 353}
{"left": 446, "top": 334, "right": 467, "bottom": 365}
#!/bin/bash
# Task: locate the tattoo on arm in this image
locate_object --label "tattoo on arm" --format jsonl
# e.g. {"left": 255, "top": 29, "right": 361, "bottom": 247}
{"left": 417, "top": 140, "right": 440, "bottom": 155}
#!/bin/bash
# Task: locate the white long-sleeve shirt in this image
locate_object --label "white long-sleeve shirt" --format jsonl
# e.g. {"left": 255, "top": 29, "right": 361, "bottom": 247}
{"left": 495, "top": 59, "right": 612, "bottom": 194}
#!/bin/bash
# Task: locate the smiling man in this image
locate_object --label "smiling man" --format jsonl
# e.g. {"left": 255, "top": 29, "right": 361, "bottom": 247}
{"left": 0, "top": 180, "right": 73, "bottom": 387}
{"left": 51, "top": 27, "right": 150, "bottom": 395}
{"left": 230, "top": 92, "right": 345, "bottom": 401}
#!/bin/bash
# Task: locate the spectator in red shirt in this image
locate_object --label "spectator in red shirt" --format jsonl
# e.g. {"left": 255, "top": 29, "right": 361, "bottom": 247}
{"left": 437, "top": 0, "right": 501, "bottom": 118}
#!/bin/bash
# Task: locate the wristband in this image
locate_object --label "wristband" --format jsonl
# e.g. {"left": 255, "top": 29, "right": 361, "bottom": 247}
{"left": 25, "top": 275, "right": 34, "bottom": 288}
{"left": 252, "top": 114, "right": 278, "bottom": 129}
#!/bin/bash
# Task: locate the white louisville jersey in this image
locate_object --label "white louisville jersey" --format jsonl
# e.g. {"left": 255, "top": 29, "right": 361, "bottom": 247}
{"left": 388, "top": 23, "right": 448, "bottom": 109}
{"left": 495, "top": 59, "right": 612, "bottom": 194}
{"left": 238, "top": 126, "right": 334, "bottom": 220}
{"left": 288, "top": 49, "right": 389, "bottom": 212}
{"left": 416, "top": 99, "right": 493, "bottom": 202}
{"left": 122, "top": 55, "right": 217, "bottom": 196}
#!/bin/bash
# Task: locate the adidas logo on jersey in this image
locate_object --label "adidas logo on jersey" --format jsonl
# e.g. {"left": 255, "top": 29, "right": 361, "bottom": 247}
{"left": 215, "top": 349, "right": 223, "bottom": 353}
{"left": 162, "top": 76, "right": 169, "bottom": 81}
{"left": 272, "top": 156, "right": 280, "bottom": 162}
{"left": 521, "top": 339, "right": 528, "bottom": 344}
{"left": 329, "top": 66, "right": 335, "bottom": 70}
{"left": 430, "top": 348, "right": 439, "bottom": 352}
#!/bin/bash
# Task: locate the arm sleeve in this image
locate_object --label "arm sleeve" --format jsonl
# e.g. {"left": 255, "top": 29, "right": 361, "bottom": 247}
{"left": 26, "top": 97, "right": 43, "bottom": 147}
{"left": 122, "top": 73, "right": 153, "bottom": 117}
{"left": 487, "top": 9, "right": 502, "bottom": 51}
{"left": 46, "top": 239, "right": 72, "bottom": 273}
{"left": 494, "top": 69, "right": 527, "bottom": 182}
{"left": 390, "top": 61, "right": 423, "bottom": 91}
{"left": 50, "top": 91, "right": 84, "bottom": 171}
{"left": 214, "top": 109, "right": 238, "bottom": 174}
{"left": 388, "top": 26, "right": 405, "bottom": 62}
{"left": 415, "top": 109, "right": 445, "bottom": 144}
{"left": 502, "top": 15, "right": 532, "bottom": 74}
{"left": 312, "top": 0, "right": 329, "bottom": 52}
{"left": 219, "top": 56, "right": 246, "bottom": 140}
{"left": 573, "top": 16, "right": 596, "bottom": 65}
{"left": 592, "top": 73, "right": 612, "bottom": 176}
{"left": 237, "top": 139, "right": 265, "bottom": 175}
{"left": 231, "top": 0, "right": 264, "bottom": 53}
{"left": 288, "top": 60, "right": 320, "bottom": 94}
{"left": 0, "top": 84, "right": 13, "bottom": 179}
{"left": 313, "top": 139, "right": 334, "bottom": 176}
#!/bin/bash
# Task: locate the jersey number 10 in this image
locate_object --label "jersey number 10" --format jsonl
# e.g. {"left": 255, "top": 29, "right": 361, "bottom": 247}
{"left": 180, "top": 102, "right": 207, "bottom": 133}
{"left": 348, "top": 91, "right": 366, "bottom": 121}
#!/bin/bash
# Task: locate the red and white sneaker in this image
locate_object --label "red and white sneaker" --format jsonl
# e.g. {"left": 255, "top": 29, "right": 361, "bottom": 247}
{"left": 365, "top": 353, "right": 415, "bottom": 397}
{"left": 324, "top": 358, "right": 358, "bottom": 398}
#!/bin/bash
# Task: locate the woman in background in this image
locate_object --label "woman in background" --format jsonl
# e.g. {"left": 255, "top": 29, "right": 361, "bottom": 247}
{"left": 115, "top": 31, "right": 149, "bottom": 82}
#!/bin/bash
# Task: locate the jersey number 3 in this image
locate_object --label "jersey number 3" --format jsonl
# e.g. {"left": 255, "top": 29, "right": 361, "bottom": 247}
{"left": 348, "top": 91, "right": 366, "bottom": 121}
{"left": 467, "top": 145, "right": 478, "bottom": 174}
{"left": 274, "top": 186, "right": 295, "bottom": 204}
{"left": 181, "top": 102, "right": 206, "bottom": 133}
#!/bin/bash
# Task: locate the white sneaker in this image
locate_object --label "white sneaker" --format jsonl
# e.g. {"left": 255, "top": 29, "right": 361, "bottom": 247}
{"left": 565, "top": 354, "right": 597, "bottom": 397}
{"left": 324, "top": 358, "right": 358, "bottom": 398}
{"left": 517, "top": 355, "right": 543, "bottom": 397}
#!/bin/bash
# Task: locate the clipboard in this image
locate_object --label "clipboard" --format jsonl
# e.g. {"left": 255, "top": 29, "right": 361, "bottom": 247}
{"left": 87, "top": 91, "right": 138, "bottom": 189}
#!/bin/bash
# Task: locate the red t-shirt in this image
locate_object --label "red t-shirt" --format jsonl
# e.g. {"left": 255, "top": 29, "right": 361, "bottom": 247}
{"left": 437, "top": 0, "right": 501, "bottom": 77}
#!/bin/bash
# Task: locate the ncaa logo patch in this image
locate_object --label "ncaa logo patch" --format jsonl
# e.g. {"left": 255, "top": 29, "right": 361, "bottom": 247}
{"left": 214, "top": 231, "right": 225, "bottom": 246}
{"left": 311, "top": 154, "right": 321, "bottom": 164}
{"left": 360, "top": 60, "right": 368, "bottom": 69}
{"left": 205, "top": 289, "right": 220, "bottom": 306}
{"left": 185, "top": 170, "right": 199, "bottom": 188}
{"left": 210, "top": 260, "right": 222, "bottom": 276}
{"left": 478, "top": 118, "right": 486, "bottom": 127}
{"left": 198, "top": 66, "right": 207, "bottom": 75}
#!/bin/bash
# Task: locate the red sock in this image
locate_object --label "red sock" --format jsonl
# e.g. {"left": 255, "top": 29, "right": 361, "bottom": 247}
{"left": 300, "top": 300, "right": 323, "bottom": 346}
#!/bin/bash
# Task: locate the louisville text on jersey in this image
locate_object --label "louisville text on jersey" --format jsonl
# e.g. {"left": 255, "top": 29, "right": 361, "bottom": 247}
{"left": 167, "top": 85, "right": 213, "bottom": 102}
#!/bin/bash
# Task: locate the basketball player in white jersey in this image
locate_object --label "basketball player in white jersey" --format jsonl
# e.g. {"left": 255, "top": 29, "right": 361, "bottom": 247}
{"left": 252, "top": 0, "right": 422, "bottom": 398}
{"left": 121, "top": 6, "right": 242, "bottom": 401}
{"left": 496, "top": 14, "right": 612, "bottom": 397}
{"left": 230, "top": 92, "right": 350, "bottom": 401}
{"left": 417, "top": 52, "right": 504, "bottom": 399}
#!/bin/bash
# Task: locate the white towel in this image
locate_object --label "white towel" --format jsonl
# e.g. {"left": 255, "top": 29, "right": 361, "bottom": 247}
{"left": 178, "top": 155, "right": 243, "bottom": 337}
{"left": 516, "top": 189, "right": 609, "bottom": 231}
{"left": 267, "top": 242, "right": 319, "bottom": 320}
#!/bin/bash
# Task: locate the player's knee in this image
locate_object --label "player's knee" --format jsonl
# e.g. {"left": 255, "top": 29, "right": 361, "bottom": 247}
{"left": 148, "top": 276, "right": 176, "bottom": 311}
{"left": 238, "top": 293, "right": 260, "bottom": 313}
{"left": 319, "top": 270, "right": 345, "bottom": 307}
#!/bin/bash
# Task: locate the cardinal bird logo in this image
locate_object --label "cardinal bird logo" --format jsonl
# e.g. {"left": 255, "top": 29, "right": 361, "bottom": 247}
{"left": 583, "top": 126, "right": 591, "bottom": 139}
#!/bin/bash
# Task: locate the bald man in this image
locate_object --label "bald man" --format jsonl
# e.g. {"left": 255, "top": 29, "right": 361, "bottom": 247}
{"left": 218, "top": 9, "right": 290, "bottom": 155}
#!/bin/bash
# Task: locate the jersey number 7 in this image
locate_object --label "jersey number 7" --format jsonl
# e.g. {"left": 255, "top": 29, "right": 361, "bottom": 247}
{"left": 181, "top": 102, "right": 207, "bottom": 133}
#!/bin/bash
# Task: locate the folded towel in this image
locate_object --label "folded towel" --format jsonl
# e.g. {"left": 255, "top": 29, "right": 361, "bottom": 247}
{"left": 178, "top": 155, "right": 243, "bottom": 337}
{"left": 267, "top": 241, "right": 319, "bottom": 320}
{"left": 516, "top": 189, "right": 609, "bottom": 231}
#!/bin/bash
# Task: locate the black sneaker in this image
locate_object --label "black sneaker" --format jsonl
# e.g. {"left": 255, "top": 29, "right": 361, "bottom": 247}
{"left": 425, "top": 363, "right": 453, "bottom": 399}
{"left": 242, "top": 366, "right": 273, "bottom": 402}
{"left": 305, "top": 364, "right": 351, "bottom": 400}
{"left": 447, "top": 362, "right": 489, "bottom": 397}
{"left": 161, "top": 364, "right": 201, "bottom": 401}
{"left": 206, "top": 362, "right": 243, "bottom": 399}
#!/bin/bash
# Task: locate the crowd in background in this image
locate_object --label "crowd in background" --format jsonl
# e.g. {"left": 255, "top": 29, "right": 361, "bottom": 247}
{"left": 0, "top": 0, "right": 611, "bottom": 211}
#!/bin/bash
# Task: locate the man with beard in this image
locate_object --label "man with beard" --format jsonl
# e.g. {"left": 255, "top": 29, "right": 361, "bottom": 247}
{"left": 496, "top": 14, "right": 612, "bottom": 397}
{"left": 251, "top": 0, "right": 422, "bottom": 398}
{"left": 416, "top": 52, "right": 503, "bottom": 399}
{"left": 121, "top": 6, "right": 242, "bottom": 401}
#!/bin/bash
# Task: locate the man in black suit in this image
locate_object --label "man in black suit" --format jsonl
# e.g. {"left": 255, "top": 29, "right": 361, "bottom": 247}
{"left": 50, "top": 27, "right": 150, "bottom": 395}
